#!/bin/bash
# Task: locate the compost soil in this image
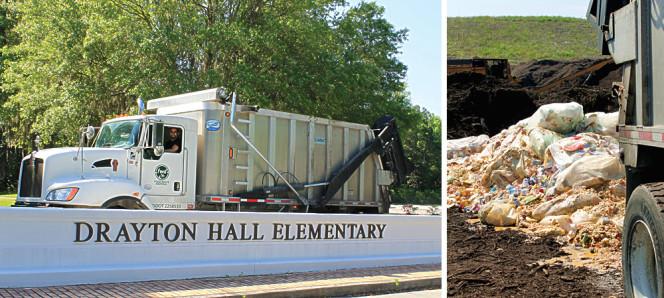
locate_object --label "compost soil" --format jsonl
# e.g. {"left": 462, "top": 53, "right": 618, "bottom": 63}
{"left": 448, "top": 58, "right": 622, "bottom": 139}
{"left": 447, "top": 207, "right": 624, "bottom": 297}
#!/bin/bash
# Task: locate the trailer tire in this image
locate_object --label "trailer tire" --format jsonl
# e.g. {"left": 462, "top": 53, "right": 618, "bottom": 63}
{"left": 623, "top": 183, "right": 664, "bottom": 298}
{"left": 102, "top": 196, "right": 148, "bottom": 210}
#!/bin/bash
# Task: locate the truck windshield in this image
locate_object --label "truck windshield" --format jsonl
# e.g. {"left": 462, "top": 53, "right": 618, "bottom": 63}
{"left": 94, "top": 120, "right": 141, "bottom": 148}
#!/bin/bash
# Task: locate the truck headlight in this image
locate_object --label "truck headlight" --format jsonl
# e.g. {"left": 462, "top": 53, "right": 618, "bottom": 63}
{"left": 45, "top": 188, "right": 79, "bottom": 201}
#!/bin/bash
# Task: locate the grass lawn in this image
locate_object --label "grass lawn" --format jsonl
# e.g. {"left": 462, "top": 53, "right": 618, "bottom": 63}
{"left": 0, "top": 194, "right": 16, "bottom": 207}
{"left": 448, "top": 16, "right": 602, "bottom": 65}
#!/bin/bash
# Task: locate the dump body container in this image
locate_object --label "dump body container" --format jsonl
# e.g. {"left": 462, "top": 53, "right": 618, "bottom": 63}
{"left": 147, "top": 89, "right": 391, "bottom": 211}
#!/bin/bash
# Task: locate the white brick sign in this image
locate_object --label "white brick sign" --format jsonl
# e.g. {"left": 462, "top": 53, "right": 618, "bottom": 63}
{"left": 0, "top": 208, "right": 441, "bottom": 287}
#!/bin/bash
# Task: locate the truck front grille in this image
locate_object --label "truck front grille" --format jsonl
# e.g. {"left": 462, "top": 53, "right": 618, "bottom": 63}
{"left": 19, "top": 158, "right": 44, "bottom": 198}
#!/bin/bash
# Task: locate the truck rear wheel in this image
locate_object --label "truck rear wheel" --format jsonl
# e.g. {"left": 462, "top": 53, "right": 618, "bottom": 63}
{"left": 623, "top": 183, "right": 664, "bottom": 297}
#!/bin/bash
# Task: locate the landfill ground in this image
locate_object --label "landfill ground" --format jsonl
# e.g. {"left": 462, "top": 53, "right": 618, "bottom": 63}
{"left": 447, "top": 58, "right": 629, "bottom": 296}
{"left": 447, "top": 207, "right": 624, "bottom": 296}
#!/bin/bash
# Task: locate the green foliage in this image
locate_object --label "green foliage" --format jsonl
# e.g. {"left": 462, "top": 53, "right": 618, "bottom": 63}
{"left": 3, "top": 0, "right": 145, "bottom": 147}
{"left": 3, "top": 0, "right": 415, "bottom": 148}
{"left": 0, "top": 1, "right": 21, "bottom": 192}
{"left": 0, "top": 0, "right": 439, "bottom": 200}
{"left": 447, "top": 16, "right": 602, "bottom": 64}
{"left": 0, "top": 197, "right": 15, "bottom": 207}
{"left": 392, "top": 107, "right": 441, "bottom": 205}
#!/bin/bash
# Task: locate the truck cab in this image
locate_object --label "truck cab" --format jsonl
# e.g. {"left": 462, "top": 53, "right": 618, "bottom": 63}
{"left": 14, "top": 115, "right": 197, "bottom": 210}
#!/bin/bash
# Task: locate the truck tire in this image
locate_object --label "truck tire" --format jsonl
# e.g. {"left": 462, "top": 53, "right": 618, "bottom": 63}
{"left": 623, "top": 183, "right": 664, "bottom": 298}
{"left": 102, "top": 196, "right": 148, "bottom": 210}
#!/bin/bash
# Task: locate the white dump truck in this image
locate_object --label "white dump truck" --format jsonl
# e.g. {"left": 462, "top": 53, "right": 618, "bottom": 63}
{"left": 13, "top": 88, "right": 412, "bottom": 213}
{"left": 589, "top": 0, "right": 664, "bottom": 295}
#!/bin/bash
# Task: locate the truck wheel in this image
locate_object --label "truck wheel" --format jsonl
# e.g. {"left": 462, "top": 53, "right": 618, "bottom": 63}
{"left": 102, "top": 196, "right": 148, "bottom": 210}
{"left": 623, "top": 183, "right": 664, "bottom": 298}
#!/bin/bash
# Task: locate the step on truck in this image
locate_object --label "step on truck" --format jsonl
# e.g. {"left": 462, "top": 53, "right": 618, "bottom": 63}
{"left": 13, "top": 88, "right": 413, "bottom": 213}
{"left": 590, "top": 0, "right": 664, "bottom": 295}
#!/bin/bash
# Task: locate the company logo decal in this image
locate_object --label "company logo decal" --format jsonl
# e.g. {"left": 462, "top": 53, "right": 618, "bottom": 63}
{"left": 155, "top": 164, "right": 169, "bottom": 180}
{"left": 112, "top": 159, "right": 119, "bottom": 172}
{"left": 314, "top": 137, "right": 326, "bottom": 145}
{"left": 206, "top": 120, "right": 221, "bottom": 131}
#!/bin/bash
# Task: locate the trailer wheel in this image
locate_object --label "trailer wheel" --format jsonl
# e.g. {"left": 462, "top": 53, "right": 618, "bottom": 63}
{"left": 623, "top": 183, "right": 664, "bottom": 298}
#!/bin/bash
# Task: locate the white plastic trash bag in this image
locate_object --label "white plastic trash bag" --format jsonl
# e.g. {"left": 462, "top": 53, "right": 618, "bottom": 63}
{"left": 478, "top": 127, "right": 537, "bottom": 188}
{"left": 570, "top": 210, "right": 600, "bottom": 226}
{"left": 524, "top": 102, "right": 585, "bottom": 134}
{"left": 583, "top": 112, "right": 619, "bottom": 137}
{"left": 545, "top": 133, "right": 619, "bottom": 169}
{"left": 532, "top": 193, "right": 601, "bottom": 220}
{"left": 548, "top": 155, "right": 625, "bottom": 195}
{"left": 478, "top": 200, "right": 517, "bottom": 226}
{"left": 447, "top": 135, "right": 490, "bottom": 159}
{"left": 528, "top": 127, "right": 561, "bottom": 159}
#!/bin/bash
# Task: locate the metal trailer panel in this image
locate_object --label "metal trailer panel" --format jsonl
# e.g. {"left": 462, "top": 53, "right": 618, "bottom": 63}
{"left": 649, "top": 0, "right": 664, "bottom": 126}
{"left": 607, "top": 1, "right": 637, "bottom": 64}
{"left": 589, "top": 0, "right": 664, "bottom": 149}
{"left": 614, "top": 0, "right": 664, "bottom": 133}
{"left": 149, "top": 90, "right": 387, "bottom": 206}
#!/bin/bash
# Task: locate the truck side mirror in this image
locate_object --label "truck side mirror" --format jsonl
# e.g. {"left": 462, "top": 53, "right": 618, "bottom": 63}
{"left": 85, "top": 126, "right": 95, "bottom": 140}
{"left": 153, "top": 122, "right": 164, "bottom": 156}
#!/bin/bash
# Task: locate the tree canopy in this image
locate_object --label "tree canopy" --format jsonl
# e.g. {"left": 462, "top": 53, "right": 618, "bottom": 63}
{"left": 0, "top": 0, "right": 440, "bottom": 202}
{"left": 2, "top": 0, "right": 416, "bottom": 147}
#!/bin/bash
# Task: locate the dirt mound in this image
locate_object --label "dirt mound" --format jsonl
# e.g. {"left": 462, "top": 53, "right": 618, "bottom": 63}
{"left": 538, "top": 85, "right": 618, "bottom": 112}
{"left": 447, "top": 72, "right": 538, "bottom": 138}
{"left": 513, "top": 58, "right": 599, "bottom": 88}
{"left": 513, "top": 58, "right": 622, "bottom": 90}
{"left": 447, "top": 208, "right": 623, "bottom": 296}
{"left": 447, "top": 59, "right": 622, "bottom": 139}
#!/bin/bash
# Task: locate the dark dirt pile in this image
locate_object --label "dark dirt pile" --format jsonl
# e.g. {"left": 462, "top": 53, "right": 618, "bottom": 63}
{"left": 513, "top": 58, "right": 622, "bottom": 90}
{"left": 447, "top": 72, "right": 538, "bottom": 138}
{"left": 447, "top": 208, "right": 624, "bottom": 296}
{"left": 447, "top": 58, "right": 622, "bottom": 139}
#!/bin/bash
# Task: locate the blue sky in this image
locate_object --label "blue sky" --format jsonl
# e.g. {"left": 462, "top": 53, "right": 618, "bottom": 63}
{"left": 349, "top": 1, "right": 443, "bottom": 117}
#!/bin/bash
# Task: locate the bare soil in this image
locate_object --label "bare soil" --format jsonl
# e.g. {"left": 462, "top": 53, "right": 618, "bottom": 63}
{"left": 447, "top": 207, "right": 624, "bottom": 296}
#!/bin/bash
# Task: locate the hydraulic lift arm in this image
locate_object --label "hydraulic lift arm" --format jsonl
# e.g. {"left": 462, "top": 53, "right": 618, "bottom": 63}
{"left": 313, "top": 115, "right": 414, "bottom": 208}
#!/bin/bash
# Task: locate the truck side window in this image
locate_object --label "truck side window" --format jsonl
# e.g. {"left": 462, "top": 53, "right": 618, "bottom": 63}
{"left": 164, "top": 127, "right": 182, "bottom": 153}
{"left": 143, "top": 125, "right": 161, "bottom": 160}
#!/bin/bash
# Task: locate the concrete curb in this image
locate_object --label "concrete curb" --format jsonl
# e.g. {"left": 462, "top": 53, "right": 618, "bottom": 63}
{"left": 221, "top": 277, "right": 442, "bottom": 298}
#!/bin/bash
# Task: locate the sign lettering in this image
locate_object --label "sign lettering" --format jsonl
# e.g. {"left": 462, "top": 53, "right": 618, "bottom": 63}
{"left": 74, "top": 222, "right": 387, "bottom": 243}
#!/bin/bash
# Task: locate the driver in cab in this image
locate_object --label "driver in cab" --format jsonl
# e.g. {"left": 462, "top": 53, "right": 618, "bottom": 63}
{"left": 165, "top": 127, "right": 181, "bottom": 153}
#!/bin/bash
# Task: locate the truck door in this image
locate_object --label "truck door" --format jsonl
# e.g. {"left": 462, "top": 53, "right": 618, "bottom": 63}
{"left": 141, "top": 125, "right": 185, "bottom": 197}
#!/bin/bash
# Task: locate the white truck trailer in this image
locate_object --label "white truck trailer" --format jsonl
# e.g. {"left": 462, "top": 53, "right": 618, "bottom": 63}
{"left": 589, "top": 0, "right": 664, "bottom": 295}
{"left": 13, "top": 88, "right": 412, "bottom": 213}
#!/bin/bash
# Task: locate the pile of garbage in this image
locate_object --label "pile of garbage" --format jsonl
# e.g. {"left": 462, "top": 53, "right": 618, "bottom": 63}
{"left": 448, "top": 102, "right": 625, "bottom": 268}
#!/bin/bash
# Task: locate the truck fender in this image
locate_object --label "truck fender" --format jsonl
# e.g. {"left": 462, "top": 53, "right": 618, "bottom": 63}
{"left": 102, "top": 196, "right": 149, "bottom": 210}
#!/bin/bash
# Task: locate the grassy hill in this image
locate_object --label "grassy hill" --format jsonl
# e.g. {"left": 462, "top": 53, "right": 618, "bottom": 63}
{"left": 448, "top": 16, "right": 604, "bottom": 65}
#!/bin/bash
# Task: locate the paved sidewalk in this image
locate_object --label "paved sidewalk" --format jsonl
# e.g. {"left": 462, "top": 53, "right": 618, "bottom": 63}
{"left": 0, "top": 264, "right": 441, "bottom": 297}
